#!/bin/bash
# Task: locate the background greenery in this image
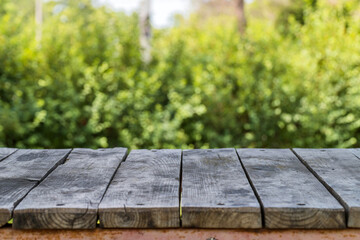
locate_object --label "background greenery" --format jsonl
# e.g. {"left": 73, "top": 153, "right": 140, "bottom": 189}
{"left": 1, "top": 0, "right": 359, "bottom": 149}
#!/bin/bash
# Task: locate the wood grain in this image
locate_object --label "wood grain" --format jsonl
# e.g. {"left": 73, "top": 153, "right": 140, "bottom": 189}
{"left": 181, "top": 148, "right": 261, "bottom": 228}
{"left": 0, "top": 148, "right": 17, "bottom": 161}
{"left": 99, "top": 149, "right": 181, "bottom": 228}
{"left": 0, "top": 149, "right": 70, "bottom": 227}
{"left": 237, "top": 148, "right": 345, "bottom": 229}
{"left": 13, "top": 148, "right": 127, "bottom": 229}
{"left": 350, "top": 148, "right": 360, "bottom": 159}
{"left": 293, "top": 148, "right": 360, "bottom": 228}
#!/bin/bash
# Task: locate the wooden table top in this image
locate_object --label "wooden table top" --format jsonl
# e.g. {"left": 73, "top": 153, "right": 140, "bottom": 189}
{"left": 0, "top": 147, "right": 359, "bottom": 230}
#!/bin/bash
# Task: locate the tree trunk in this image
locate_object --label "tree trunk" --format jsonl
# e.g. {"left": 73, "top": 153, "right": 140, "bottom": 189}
{"left": 35, "top": 0, "right": 42, "bottom": 42}
{"left": 236, "top": 0, "right": 246, "bottom": 35}
{"left": 139, "top": 0, "right": 151, "bottom": 64}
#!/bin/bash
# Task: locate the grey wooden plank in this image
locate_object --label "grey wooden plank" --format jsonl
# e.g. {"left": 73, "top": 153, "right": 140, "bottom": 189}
{"left": 237, "top": 148, "right": 345, "bottom": 229}
{"left": 0, "top": 148, "right": 17, "bottom": 161}
{"left": 181, "top": 148, "right": 261, "bottom": 229}
{"left": 350, "top": 148, "right": 360, "bottom": 159}
{"left": 13, "top": 148, "right": 127, "bottom": 229}
{"left": 99, "top": 149, "right": 181, "bottom": 228}
{"left": 0, "top": 149, "right": 71, "bottom": 227}
{"left": 293, "top": 148, "right": 360, "bottom": 228}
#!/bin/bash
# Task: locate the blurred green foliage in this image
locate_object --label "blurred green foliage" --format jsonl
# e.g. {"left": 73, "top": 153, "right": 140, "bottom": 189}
{"left": 0, "top": 0, "right": 359, "bottom": 149}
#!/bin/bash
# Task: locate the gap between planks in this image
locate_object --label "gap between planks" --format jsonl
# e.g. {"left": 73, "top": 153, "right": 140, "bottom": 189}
{"left": 98, "top": 149, "right": 181, "bottom": 228}
{"left": 291, "top": 148, "right": 350, "bottom": 224}
{"left": 12, "top": 149, "right": 74, "bottom": 211}
{"left": 179, "top": 150, "right": 183, "bottom": 227}
{"left": 96, "top": 149, "right": 130, "bottom": 226}
{"left": 237, "top": 148, "right": 345, "bottom": 229}
{"left": 6, "top": 148, "right": 356, "bottom": 229}
{"left": 0, "top": 148, "right": 18, "bottom": 162}
{"left": 235, "top": 148, "right": 265, "bottom": 228}
{"left": 292, "top": 148, "right": 360, "bottom": 228}
{"left": 181, "top": 148, "right": 261, "bottom": 228}
{"left": 0, "top": 149, "right": 73, "bottom": 227}
{"left": 13, "top": 148, "right": 128, "bottom": 229}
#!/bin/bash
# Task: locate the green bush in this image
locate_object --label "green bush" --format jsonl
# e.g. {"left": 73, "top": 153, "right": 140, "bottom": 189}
{"left": 0, "top": 0, "right": 359, "bottom": 149}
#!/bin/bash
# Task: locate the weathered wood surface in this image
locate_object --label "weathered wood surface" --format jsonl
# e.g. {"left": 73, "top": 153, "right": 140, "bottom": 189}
{"left": 13, "top": 148, "right": 127, "bottom": 229}
{"left": 181, "top": 148, "right": 261, "bottom": 228}
{"left": 99, "top": 149, "right": 181, "bottom": 228}
{"left": 350, "top": 148, "right": 360, "bottom": 158}
{"left": 237, "top": 148, "right": 345, "bottom": 229}
{"left": 0, "top": 148, "right": 17, "bottom": 161}
{"left": 293, "top": 148, "right": 360, "bottom": 228}
{"left": 0, "top": 149, "right": 70, "bottom": 227}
